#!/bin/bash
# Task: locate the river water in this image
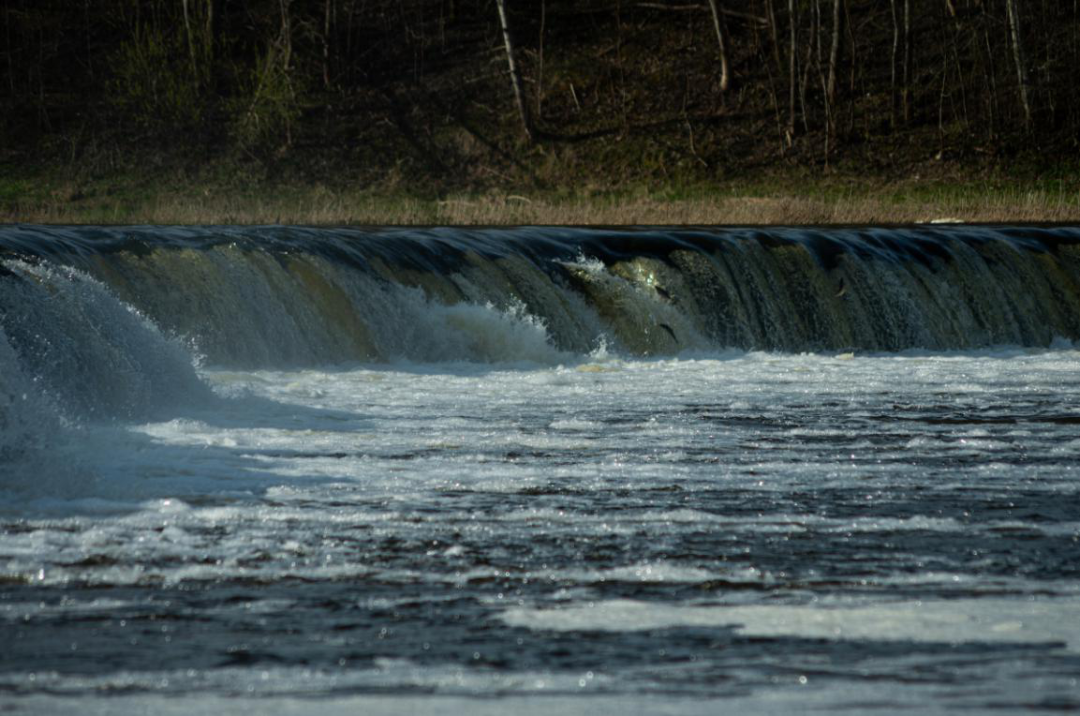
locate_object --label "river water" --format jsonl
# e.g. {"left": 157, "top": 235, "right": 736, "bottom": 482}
{"left": 2, "top": 226, "right": 1079, "bottom": 714}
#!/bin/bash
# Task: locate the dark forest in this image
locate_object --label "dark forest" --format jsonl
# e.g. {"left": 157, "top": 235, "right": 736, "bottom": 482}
{"left": 2, "top": 0, "right": 1078, "bottom": 196}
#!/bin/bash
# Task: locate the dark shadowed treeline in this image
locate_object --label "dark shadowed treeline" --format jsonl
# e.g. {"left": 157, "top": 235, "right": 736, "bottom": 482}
{"left": 1, "top": 0, "right": 1078, "bottom": 188}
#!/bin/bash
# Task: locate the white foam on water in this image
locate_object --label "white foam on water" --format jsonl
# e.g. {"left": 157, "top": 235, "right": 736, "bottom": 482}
{"left": 0, "top": 262, "right": 215, "bottom": 506}
{"left": 0, "top": 691, "right": 973, "bottom": 716}
{"left": 529, "top": 561, "right": 744, "bottom": 585}
{"left": 2, "top": 300, "right": 1080, "bottom": 709}
{"left": 0, "top": 261, "right": 207, "bottom": 421}
{"left": 499, "top": 598, "right": 1080, "bottom": 650}
{"left": 5, "top": 227, "right": 1080, "bottom": 715}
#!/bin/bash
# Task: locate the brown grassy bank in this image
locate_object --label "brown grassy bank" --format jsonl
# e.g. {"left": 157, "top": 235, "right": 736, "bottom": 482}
{"left": 4, "top": 181, "right": 1080, "bottom": 226}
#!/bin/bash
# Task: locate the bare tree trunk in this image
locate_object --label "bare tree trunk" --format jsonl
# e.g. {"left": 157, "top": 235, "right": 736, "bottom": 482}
{"left": 814, "top": 0, "right": 831, "bottom": 160}
{"left": 983, "top": 13, "right": 1000, "bottom": 140}
{"left": 4, "top": 0, "right": 15, "bottom": 97}
{"left": 826, "top": 0, "right": 842, "bottom": 106}
{"left": 949, "top": 17, "right": 970, "bottom": 131}
{"left": 799, "top": 3, "right": 813, "bottom": 133}
{"left": 1073, "top": 0, "right": 1079, "bottom": 136}
{"left": 494, "top": 0, "right": 533, "bottom": 142}
{"left": 36, "top": 19, "right": 49, "bottom": 130}
{"left": 180, "top": 0, "right": 214, "bottom": 85}
{"left": 844, "top": 0, "right": 857, "bottom": 135}
{"left": 82, "top": 0, "right": 94, "bottom": 79}
{"left": 205, "top": 0, "right": 214, "bottom": 68}
{"left": 279, "top": 0, "right": 293, "bottom": 71}
{"left": 937, "top": 23, "right": 949, "bottom": 148}
{"left": 1042, "top": 0, "right": 1056, "bottom": 125}
{"left": 814, "top": 0, "right": 825, "bottom": 110}
{"left": 706, "top": 0, "right": 732, "bottom": 92}
{"left": 536, "top": 0, "right": 546, "bottom": 116}
{"left": 762, "top": 37, "right": 787, "bottom": 155}
{"left": 323, "top": 0, "right": 333, "bottom": 88}
{"left": 890, "top": 0, "right": 899, "bottom": 126}
{"left": 787, "top": 0, "right": 797, "bottom": 143}
{"left": 181, "top": 0, "right": 198, "bottom": 76}
{"left": 901, "top": 0, "right": 911, "bottom": 123}
{"left": 344, "top": 0, "right": 356, "bottom": 85}
{"left": 1005, "top": 0, "right": 1032, "bottom": 128}
{"left": 765, "top": 0, "right": 782, "bottom": 73}
{"left": 279, "top": 0, "right": 294, "bottom": 145}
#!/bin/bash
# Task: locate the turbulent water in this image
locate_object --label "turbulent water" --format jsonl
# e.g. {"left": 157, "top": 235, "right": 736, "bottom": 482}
{"left": 2, "top": 225, "right": 1080, "bottom": 714}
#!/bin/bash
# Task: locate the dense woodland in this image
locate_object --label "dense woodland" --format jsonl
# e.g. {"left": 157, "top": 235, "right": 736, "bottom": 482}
{"left": 2, "top": 0, "right": 1079, "bottom": 191}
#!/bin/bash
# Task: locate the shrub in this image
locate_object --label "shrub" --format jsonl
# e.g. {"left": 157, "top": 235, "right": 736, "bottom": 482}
{"left": 231, "top": 42, "right": 300, "bottom": 151}
{"left": 110, "top": 25, "right": 207, "bottom": 134}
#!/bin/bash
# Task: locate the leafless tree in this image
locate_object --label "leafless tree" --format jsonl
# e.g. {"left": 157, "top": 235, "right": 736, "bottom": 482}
{"left": 706, "top": 0, "right": 732, "bottom": 92}
{"left": 1005, "top": 0, "right": 1032, "bottom": 128}
{"left": 495, "top": 0, "right": 533, "bottom": 141}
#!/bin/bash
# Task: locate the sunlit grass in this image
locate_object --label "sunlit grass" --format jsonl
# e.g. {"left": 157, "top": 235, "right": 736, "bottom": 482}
{"left": 2, "top": 176, "right": 1079, "bottom": 225}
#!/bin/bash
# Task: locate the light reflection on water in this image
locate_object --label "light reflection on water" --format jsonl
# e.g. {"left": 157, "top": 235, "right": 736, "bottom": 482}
{"left": 2, "top": 349, "right": 1079, "bottom": 713}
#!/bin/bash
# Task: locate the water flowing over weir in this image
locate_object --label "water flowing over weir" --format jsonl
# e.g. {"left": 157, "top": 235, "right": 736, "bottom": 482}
{"left": 2, "top": 224, "right": 1080, "bottom": 372}
{"left": 4, "top": 224, "right": 1080, "bottom": 714}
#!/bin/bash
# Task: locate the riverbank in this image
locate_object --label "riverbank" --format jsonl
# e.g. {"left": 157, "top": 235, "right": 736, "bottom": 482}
{"left": 3, "top": 173, "right": 1079, "bottom": 225}
{"left": 5, "top": 1, "right": 1080, "bottom": 227}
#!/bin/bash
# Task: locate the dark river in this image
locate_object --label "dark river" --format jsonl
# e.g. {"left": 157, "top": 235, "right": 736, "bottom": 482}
{"left": 2, "top": 225, "right": 1079, "bottom": 714}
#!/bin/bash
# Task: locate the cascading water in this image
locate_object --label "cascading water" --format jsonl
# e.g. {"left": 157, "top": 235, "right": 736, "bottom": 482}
{"left": 2, "top": 225, "right": 1079, "bottom": 371}
{"left": 0, "top": 256, "right": 211, "bottom": 497}
{"left": 0, "top": 260, "right": 208, "bottom": 420}
{"left": 2, "top": 224, "right": 1080, "bottom": 715}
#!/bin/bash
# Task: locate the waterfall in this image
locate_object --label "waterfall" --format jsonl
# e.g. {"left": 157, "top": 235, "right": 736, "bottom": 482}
{"left": 2, "top": 225, "right": 1078, "bottom": 374}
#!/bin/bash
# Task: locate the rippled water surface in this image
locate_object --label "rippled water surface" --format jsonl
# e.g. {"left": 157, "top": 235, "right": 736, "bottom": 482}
{"left": 3, "top": 349, "right": 1080, "bottom": 714}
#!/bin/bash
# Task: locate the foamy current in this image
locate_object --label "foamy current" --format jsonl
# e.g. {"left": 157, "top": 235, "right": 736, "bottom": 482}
{"left": 2, "top": 226, "right": 1080, "bottom": 713}
{"left": 3, "top": 350, "right": 1080, "bottom": 714}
